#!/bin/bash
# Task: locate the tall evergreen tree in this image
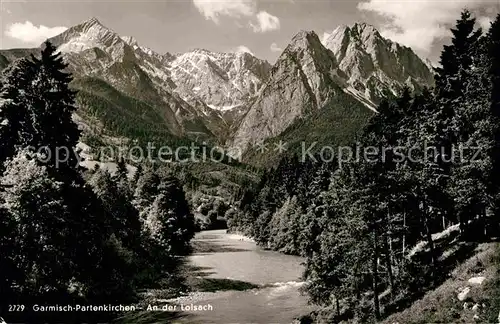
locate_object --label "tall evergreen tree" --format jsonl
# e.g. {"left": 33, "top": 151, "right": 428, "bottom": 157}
{"left": 435, "top": 10, "right": 482, "bottom": 100}
{"left": 134, "top": 167, "right": 161, "bottom": 209}
{"left": 27, "top": 41, "right": 80, "bottom": 172}
{"left": 434, "top": 10, "right": 482, "bottom": 184}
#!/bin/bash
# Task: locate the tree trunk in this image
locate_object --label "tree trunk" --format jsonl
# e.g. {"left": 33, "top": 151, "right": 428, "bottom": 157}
{"left": 402, "top": 210, "right": 406, "bottom": 256}
{"left": 372, "top": 231, "right": 381, "bottom": 320}
{"left": 423, "top": 201, "right": 438, "bottom": 272}
{"left": 459, "top": 212, "right": 465, "bottom": 236}
{"left": 482, "top": 206, "right": 488, "bottom": 238}
{"left": 384, "top": 235, "right": 395, "bottom": 295}
{"left": 336, "top": 296, "right": 341, "bottom": 317}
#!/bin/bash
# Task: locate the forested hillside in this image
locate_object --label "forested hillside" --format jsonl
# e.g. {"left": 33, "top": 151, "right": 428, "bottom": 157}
{"left": 228, "top": 11, "right": 500, "bottom": 322}
{"left": 0, "top": 42, "right": 196, "bottom": 323}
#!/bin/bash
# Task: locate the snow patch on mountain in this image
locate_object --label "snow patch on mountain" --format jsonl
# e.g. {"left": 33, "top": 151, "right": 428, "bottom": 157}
{"left": 207, "top": 104, "right": 241, "bottom": 112}
{"left": 167, "top": 49, "right": 271, "bottom": 111}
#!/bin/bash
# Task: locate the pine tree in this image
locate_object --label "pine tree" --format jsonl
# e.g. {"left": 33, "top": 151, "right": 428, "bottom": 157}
{"left": 116, "top": 157, "right": 128, "bottom": 180}
{"left": 253, "top": 210, "right": 272, "bottom": 247}
{"left": 134, "top": 167, "right": 161, "bottom": 210}
{"left": 0, "top": 41, "right": 81, "bottom": 177}
{"left": 268, "top": 196, "right": 302, "bottom": 254}
{"left": 303, "top": 165, "right": 372, "bottom": 319}
{"left": 0, "top": 190, "right": 21, "bottom": 300}
{"left": 144, "top": 177, "right": 195, "bottom": 256}
{"left": 435, "top": 10, "right": 482, "bottom": 101}
{"left": 132, "top": 164, "right": 143, "bottom": 188}
{"left": 434, "top": 11, "right": 482, "bottom": 209}
{"left": 434, "top": 11, "right": 493, "bottom": 235}
{"left": 25, "top": 41, "right": 80, "bottom": 172}
{"left": 113, "top": 157, "right": 132, "bottom": 199}
{"left": 0, "top": 44, "right": 138, "bottom": 313}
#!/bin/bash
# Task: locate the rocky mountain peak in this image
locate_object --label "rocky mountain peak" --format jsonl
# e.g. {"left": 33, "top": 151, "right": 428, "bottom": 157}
{"left": 288, "top": 30, "right": 322, "bottom": 50}
{"left": 191, "top": 48, "right": 211, "bottom": 54}
{"left": 51, "top": 17, "right": 128, "bottom": 60}
{"left": 231, "top": 29, "right": 346, "bottom": 153}
{"left": 79, "top": 17, "right": 104, "bottom": 29}
{"left": 350, "top": 23, "right": 380, "bottom": 38}
{"left": 323, "top": 23, "right": 381, "bottom": 59}
{"left": 230, "top": 22, "right": 436, "bottom": 154}
{"left": 121, "top": 36, "right": 139, "bottom": 47}
{"left": 2, "top": 17, "right": 436, "bottom": 156}
{"left": 321, "top": 22, "right": 435, "bottom": 106}
{"left": 280, "top": 29, "right": 338, "bottom": 78}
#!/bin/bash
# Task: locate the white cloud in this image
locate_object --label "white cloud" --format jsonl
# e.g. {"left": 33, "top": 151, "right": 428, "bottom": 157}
{"left": 192, "top": 0, "right": 280, "bottom": 33}
{"left": 270, "top": 42, "right": 283, "bottom": 53}
{"left": 5, "top": 21, "right": 67, "bottom": 45}
{"left": 192, "top": 0, "right": 255, "bottom": 24}
{"left": 357, "top": 0, "right": 495, "bottom": 54}
{"left": 251, "top": 11, "right": 280, "bottom": 33}
{"left": 234, "top": 45, "right": 254, "bottom": 56}
{"left": 478, "top": 16, "right": 493, "bottom": 32}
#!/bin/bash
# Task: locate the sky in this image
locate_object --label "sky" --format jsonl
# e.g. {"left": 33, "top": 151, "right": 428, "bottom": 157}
{"left": 0, "top": 0, "right": 499, "bottom": 64}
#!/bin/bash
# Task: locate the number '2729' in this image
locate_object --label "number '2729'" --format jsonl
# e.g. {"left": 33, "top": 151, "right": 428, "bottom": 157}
{"left": 9, "top": 305, "right": 25, "bottom": 311}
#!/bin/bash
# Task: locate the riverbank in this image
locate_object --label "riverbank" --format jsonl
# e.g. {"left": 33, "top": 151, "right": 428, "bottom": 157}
{"left": 172, "top": 230, "right": 313, "bottom": 323}
{"left": 225, "top": 232, "right": 255, "bottom": 243}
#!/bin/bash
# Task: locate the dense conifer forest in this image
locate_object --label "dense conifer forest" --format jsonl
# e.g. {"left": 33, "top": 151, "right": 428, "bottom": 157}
{"left": 227, "top": 11, "right": 500, "bottom": 322}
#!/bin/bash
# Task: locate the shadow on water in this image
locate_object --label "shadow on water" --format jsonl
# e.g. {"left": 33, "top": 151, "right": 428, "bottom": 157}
{"left": 191, "top": 240, "right": 251, "bottom": 253}
{"left": 188, "top": 265, "right": 215, "bottom": 275}
{"left": 192, "top": 277, "right": 260, "bottom": 292}
{"left": 187, "top": 265, "right": 260, "bottom": 292}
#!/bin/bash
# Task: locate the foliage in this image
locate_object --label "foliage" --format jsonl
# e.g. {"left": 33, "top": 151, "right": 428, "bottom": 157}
{"left": 0, "top": 42, "right": 197, "bottom": 322}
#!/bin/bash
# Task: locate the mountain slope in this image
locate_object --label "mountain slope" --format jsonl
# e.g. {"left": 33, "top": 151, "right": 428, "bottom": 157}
{"left": 71, "top": 77, "right": 192, "bottom": 143}
{"left": 49, "top": 18, "right": 223, "bottom": 140}
{"left": 231, "top": 30, "right": 362, "bottom": 155}
{"left": 242, "top": 90, "right": 374, "bottom": 166}
{"left": 231, "top": 24, "right": 435, "bottom": 159}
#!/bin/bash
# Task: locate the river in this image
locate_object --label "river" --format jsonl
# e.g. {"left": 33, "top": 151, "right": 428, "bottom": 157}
{"left": 171, "top": 230, "right": 314, "bottom": 323}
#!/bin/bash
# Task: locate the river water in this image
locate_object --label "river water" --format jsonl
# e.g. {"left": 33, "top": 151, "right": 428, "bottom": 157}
{"left": 172, "top": 230, "right": 314, "bottom": 323}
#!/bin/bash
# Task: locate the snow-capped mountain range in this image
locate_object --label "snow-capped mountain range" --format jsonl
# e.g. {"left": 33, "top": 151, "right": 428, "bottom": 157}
{"left": 168, "top": 49, "right": 271, "bottom": 112}
{"left": 0, "top": 17, "right": 435, "bottom": 152}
